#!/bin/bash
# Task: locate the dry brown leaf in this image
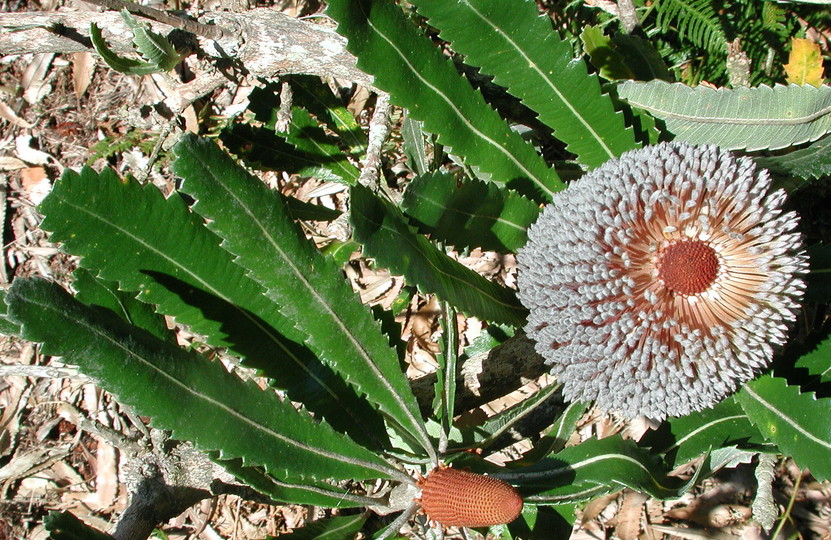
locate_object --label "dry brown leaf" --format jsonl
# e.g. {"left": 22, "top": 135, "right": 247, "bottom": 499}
{"left": 71, "top": 52, "right": 96, "bottom": 99}
{"left": 0, "top": 102, "right": 34, "bottom": 129}
{"left": 0, "top": 375, "right": 30, "bottom": 459}
{"left": 614, "top": 490, "right": 647, "bottom": 540}
{"left": 581, "top": 491, "right": 620, "bottom": 524}
{"left": 21, "top": 53, "right": 55, "bottom": 105}
{"left": 84, "top": 439, "right": 119, "bottom": 509}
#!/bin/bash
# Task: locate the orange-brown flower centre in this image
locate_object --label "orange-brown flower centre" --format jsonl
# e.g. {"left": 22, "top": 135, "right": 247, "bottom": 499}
{"left": 657, "top": 240, "right": 720, "bottom": 296}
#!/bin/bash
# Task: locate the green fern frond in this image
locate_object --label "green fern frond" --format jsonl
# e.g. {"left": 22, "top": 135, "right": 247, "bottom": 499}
{"left": 654, "top": 0, "right": 727, "bottom": 54}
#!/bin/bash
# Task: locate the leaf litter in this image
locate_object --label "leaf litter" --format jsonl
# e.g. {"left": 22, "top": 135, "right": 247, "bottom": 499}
{"left": 0, "top": 0, "right": 830, "bottom": 538}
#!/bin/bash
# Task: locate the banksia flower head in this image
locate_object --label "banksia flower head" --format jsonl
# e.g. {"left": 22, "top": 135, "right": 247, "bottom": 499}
{"left": 517, "top": 142, "right": 806, "bottom": 420}
{"left": 418, "top": 466, "right": 523, "bottom": 528}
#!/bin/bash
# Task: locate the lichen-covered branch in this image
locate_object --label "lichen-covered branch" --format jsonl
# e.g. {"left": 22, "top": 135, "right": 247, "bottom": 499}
{"left": 0, "top": 9, "right": 374, "bottom": 112}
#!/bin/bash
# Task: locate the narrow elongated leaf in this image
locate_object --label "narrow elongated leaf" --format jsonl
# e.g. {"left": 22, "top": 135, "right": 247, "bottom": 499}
{"left": 518, "top": 401, "right": 589, "bottom": 461}
{"left": 505, "top": 435, "right": 695, "bottom": 504}
{"left": 221, "top": 124, "right": 346, "bottom": 182}
{"left": 640, "top": 397, "right": 768, "bottom": 469}
{"left": 119, "top": 9, "right": 183, "bottom": 71}
{"left": 618, "top": 80, "right": 831, "bottom": 151}
{"left": 736, "top": 375, "right": 831, "bottom": 481}
{"left": 215, "top": 456, "right": 378, "bottom": 508}
{"left": 172, "top": 135, "right": 434, "bottom": 458}
{"left": 459, "top": 383, "right": 563, "bottom": 452}
{"left": 277, "top": 514, "right": 368, "bottom": 539}
{"left": 794, "top": 332, "right": 831, "bottom": 384}
{"left": 6, "top": 278, "right": 404, "bottom": 484}
{"left": 326, "top": 0, "right": 563, "bottom": 201}
{"left": 72, "top": 268, "right": 173, "bottom": 342}
{"left": 44, "top": 511, "right": 115, "bottom": 540}
{"left": 351, "top": 184, "right": 528, "bottom": 327}
{"left": 290, "top": 76, "right": 368, "bottom": 157}
{"left": 410, "top": 0, "right": 637, "bottom": 168}
{"left": 755, "top": 134, "right": 831, "bottom": 180}
{"left": 401, "top": 115, "right": 429, "bottom": 176}
{"left": 40, "top": 167, "right": 386, "bottom": 450}
{"left": 246, "top": 84, "right": 360, "bottom": 183}
{"left": 89, "top": 23, "right": 161, "bottom": 76}
{"left": 402, "top": 172, "right": 540, "bottom": 253}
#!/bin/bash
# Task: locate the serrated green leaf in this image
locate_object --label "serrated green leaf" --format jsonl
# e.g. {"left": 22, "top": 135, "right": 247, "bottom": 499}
{"left": 640, "top": 397, "right": 768, "bottom": 469}
{"left": 755, "top": 134, "right": 831, "bottom": 180}
{"left": 736, "top": 375, "right": 831, "bottom": 481}
{"left": 326, "top": 0, "right": 562, "bottom": 201}
{"left": 215, "top": 456, "right": 377, "bottom": 508}
{"left": 289, "top": 76, "right": 368, "bottom": 157}
{"left": 246, "top": 84, "right": 361, "bottom": 183}
{"left": 402, "top": 172, "right": 540, "bottom": 253}
{"left": 120, "top": 10, "right": 183, "bottom": 72}
{"left": 581, "top": 26, "right": 635, "bottom": 81}
{"left": 89, "top": 22, "right": 161, "bottom": 76}
{"left": 73, "top": 268, "right": 173, "bottom": 342}
{"left": 401, "top": 114, "right": 429, "bottom": 176}
{"left": 221, "top": 124, "right": 346, "bottom": 182}
{"left": 411, "top": 0, "right": 637, "bottom": 168}
{"left": 507, "top": 435, "right": 696, "bottom": 504}
{"left": 617, "top": 80, "right": 831, "bottom": 151}
{"left": 351, "top": 184, "right": 528, "bottom": 327}
{"left": 172, "top": 135, "right": 434, "bottom": 459}
{"left": 611, "top": 34, "right": 673, "bottom": 82}
{"left": 273, "top": 513, "right": 368, "bottom": 539}
{"left": 6, "top": 278, "right": 404, "bottom": 484}
{"left": 40, "top": 167, "right": 386, "bottom": 450}
{"left": 282, "top": 195, "right": 342, "bottom": 222}
{"left": 794, "top": 332, "right": 831, "bottom": 384}
{"left": 44, "top": 511, "right": 116, "bottom": 540}
{"left": 282, "top": 106, "right": 361, "bottom": 183}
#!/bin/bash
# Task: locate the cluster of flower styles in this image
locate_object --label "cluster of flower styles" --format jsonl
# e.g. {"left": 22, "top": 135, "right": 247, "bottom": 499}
{"left": 517, "top": 142, "right": 807, "bottom": 420}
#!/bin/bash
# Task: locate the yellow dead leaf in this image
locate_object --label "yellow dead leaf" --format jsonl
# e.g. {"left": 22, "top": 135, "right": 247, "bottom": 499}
{"left": 784, "top": 38, "right": 825, "bottom": 87}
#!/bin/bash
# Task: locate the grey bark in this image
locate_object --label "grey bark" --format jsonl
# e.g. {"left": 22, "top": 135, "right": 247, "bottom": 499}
{"left": 0, "top": 8, "right": 374, "bottom": 112}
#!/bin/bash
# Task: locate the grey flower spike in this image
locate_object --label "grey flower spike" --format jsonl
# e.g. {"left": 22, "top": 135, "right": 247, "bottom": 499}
{"left": 517, "top": 142, "right": 807, "bottom": 420}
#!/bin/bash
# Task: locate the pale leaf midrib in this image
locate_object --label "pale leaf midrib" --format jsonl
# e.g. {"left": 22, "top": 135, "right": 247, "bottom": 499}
{"left": 362, "top": 14, "right": 556, "bottom": 199}
{"left": 361, "top": 211, "right": 524, "bottom": 316}
{"left": 193, "top": 161, "right": 436, "bottom": 461}
{"left": 412, "top": 190, "right": 528, "bottom": 233}
{"left": 661, "top": 414, "right": 749, "bottom": 454}
{"left": 57, "top": 195, "right": 369, "bottom": 430}
{"left": 21, "top": 292, "right": 404, "bottom": 481}
{"left": 624, "top": 83, "right": 831, "bottom": 125}
{"left": 461, "top": 0, "right": 615, "bottom": 160}
{"left": 743, "top": 384, "right": 831, "bottom": 450}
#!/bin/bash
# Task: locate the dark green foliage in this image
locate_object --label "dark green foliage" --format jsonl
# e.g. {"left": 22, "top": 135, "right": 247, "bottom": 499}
{"left": 402, "top": 172, "right": 540, "bottom": 253}
{"left": 9, "top": 0, "right": 831, "bottom": 536}
{"left": 351, "top": 184, "right": 528, "bottom": 326}
{"left": 44, "top": 511, "right": 116, "bottom": 540}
